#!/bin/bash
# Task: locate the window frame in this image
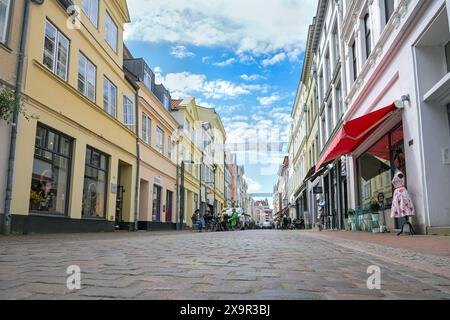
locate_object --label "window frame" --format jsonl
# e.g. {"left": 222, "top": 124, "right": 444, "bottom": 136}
{"left": 156, "top": 127, "right": 165, "bottom": 155}
{"left": 43, "top": 19, "right": 70, "bottom": 81}
{"left": 104, "top": 10, "right": 118, "bottom": 52}
{"left": 141, "top": 112, "right": 151, "bottom": 144}
{"left": 82, "top": 0, "right": 99, "bottom": 28}
{"left": 0, "top": 0, "right": 12, "bottom": 45}
{"left": 351, "top": 40, "right": 358, "bottom": 82}
{"left": 123, "top": 95, "right": 134, "bottom": 131}
{"left": 384, "top": 0, "right": 395, "bottom": 25}
{"left": 364, "top": 13, "right": 372, "bottom": 59}
{"left": 82, "top": 146, "right": 109, "bottom": 219}
{"left": 29, "top": 123, "right": 73, "bottom": 216}
{"left": 78, "top": 52, "right": 97, "bottom": 102}
{"left": 103, "top": 76, "right": 117, "bottom": 117}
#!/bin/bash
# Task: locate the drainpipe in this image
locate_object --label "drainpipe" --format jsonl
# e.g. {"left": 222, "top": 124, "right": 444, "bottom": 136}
{"left": 3, "top": 0, "right": 34, "bottom": 234}
{"left": 133, "top": 90, "right": 140, "bottom": 231}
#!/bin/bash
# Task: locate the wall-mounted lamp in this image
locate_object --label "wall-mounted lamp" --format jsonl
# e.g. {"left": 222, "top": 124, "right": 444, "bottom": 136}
{"left": 394, "top": 94, "right": 410, "bottom": 109}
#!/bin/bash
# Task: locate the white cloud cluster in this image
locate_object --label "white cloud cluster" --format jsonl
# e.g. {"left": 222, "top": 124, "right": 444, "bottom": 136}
{"left": 170, "top": 45, "right": 195, "bottom": 59}
{"left": 212, "top": 58, "right": 236, "bottom": 67}
{"left": 241, "top": 74, "right": 265, "bottom": 81}
{"left": 243, "top": 175, "right": 262, "bottom": 192}
{"left": 257, "top": 93, "right": 283, "bottom": 106}
{"left": 261, "top": 52, "right": 287, "bottom": 67}
{"left": 125, "top": 0, "right": 317, "bottom": 60}
{"left": 158, "top": 71, "right": 270, "bottom": 100}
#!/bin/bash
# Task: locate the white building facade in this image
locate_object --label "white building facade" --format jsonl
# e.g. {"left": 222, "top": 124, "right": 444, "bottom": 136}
{"left": 338, "top": 0, "right": 450, "bottom": 234}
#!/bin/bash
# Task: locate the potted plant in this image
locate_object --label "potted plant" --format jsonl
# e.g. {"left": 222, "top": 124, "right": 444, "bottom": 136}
{"left": 369, "top": 200, "right": 381, "bottom": 232}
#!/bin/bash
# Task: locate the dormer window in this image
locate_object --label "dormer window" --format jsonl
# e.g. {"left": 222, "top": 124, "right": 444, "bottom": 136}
{"left": 143, "top": 69, "right": 152, "bottom": 91}
{"left": 163, "top": 95, "right": 170, "bottom": 109}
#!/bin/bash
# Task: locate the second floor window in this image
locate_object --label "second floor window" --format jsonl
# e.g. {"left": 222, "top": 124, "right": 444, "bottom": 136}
{"left": 351, "top": 40, "right": 358, "bottom": 82}
{"left": 103, "top": 77, "right": 117, "bottom": 117}
{"left": 0, "top": 0, "right": 11, "bottom": 44}
{"left": 105, "top": 12, "right": 118, "bottom": 52}
{"left": 43, "top": 20, "right": 69, "bottom": 81}
{"left": 156, "top": 127, "right": 164, "bottom": 154}
{"left": 123, "top": 96, "right": 134, "bottom": 131}
{"left": 82, "top": 0, "right": 99, "bottom": 27}
{"left": 364, "top": 13, "right": 372, "bottom": 59}
{"left": 78, "top": 53, "right": 96, "bottom": 102}
{"left": 142, "top": 113, "right": 150, "bottom": 144}
{"left": 384, "top": 0, "right": 395, "bottom": 24}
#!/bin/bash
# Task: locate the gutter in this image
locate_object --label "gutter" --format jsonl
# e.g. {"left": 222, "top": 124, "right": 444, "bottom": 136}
{"left": 3, "top": 0, "right": 35, "bottom": 234}
{"left": 123, "top": 66, "right": 141, "bottom": 232}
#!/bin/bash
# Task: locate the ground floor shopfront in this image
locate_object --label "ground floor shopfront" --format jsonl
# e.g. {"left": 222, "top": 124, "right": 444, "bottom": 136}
{"left": 138, "top": 161, "right": 177, "bottom": 231}
{"left": 6, "top": 100, "right": 138, "bottom": 234}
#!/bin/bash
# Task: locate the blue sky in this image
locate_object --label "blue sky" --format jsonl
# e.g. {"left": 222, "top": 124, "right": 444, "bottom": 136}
{"left": 124, "top": 0, "right": 317, "bottom": 198}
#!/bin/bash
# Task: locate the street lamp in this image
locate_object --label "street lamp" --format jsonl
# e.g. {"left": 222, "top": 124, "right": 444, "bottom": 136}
{"left": 179, "top": 159, "right": 195, "bottom": 230}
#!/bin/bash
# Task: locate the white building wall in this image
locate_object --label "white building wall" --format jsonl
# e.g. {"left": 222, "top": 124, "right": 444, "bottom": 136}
{"left": 342, "top": 0, "right": 450, "bottom": 232}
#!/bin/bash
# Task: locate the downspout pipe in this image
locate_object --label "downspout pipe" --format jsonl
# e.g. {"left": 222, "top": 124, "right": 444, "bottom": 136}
{"left": 133, "top": 88, "right": 140, "bottom": 231}
{"left": 3, "top": 0, "right": 34, "bottom": 234}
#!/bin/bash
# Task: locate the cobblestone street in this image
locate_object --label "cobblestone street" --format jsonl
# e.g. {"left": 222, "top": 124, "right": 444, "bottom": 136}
{"left": 0, "top": 230, "right": 449, "bottom": 300}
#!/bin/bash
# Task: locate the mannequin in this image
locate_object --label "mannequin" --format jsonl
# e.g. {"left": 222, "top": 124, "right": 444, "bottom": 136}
{"left": 391, "top": 151, "right": 416, "bottom": 235}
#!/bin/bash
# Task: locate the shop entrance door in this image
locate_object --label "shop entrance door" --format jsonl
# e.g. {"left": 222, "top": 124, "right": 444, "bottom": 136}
{"left": 166, "top": 190, "right": 173, "bottom": 223}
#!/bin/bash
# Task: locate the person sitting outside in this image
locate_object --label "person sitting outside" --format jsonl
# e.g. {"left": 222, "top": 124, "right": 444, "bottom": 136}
{"left": 204, "top": 209, "right": 213, "bottom": 231}
{"left": 191, "top": 209, "right": 204, "bottom": 232}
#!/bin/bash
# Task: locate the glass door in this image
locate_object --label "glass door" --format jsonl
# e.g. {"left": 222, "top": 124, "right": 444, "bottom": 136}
{"left": 166, "top": 190, "right": 173, "bottom": 223}
{"left": 152, "top": 185, "right": 161, "bottom": 222}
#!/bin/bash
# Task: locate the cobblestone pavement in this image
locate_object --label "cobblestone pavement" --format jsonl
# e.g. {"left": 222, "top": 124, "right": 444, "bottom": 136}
{"left": 0, "top": 230, "right": 449, "bottom": 300}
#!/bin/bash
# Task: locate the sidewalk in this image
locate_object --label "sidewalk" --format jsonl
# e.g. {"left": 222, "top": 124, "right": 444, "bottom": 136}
{"left": 301, "top": 231, "right": 450, "bottom": 280}
{"left": 315, "top": 231, "right": 450, "bottom": 256}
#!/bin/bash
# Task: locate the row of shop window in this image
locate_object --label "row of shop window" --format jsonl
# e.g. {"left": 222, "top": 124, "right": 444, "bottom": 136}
{"left": 357, "top": 124, "right": 405, "bottom": 210}
{"left": 29, "top": 124, "right": 109, "bottom": 219}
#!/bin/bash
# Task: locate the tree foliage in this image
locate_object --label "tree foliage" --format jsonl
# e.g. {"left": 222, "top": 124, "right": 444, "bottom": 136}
{"left": 0, "top": 85, "right": 17, "bottom": 123}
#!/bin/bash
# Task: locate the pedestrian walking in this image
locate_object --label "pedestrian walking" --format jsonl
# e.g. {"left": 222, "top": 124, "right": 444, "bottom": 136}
{"left": 229, "top": 208, "right": 239, "bottom": 231}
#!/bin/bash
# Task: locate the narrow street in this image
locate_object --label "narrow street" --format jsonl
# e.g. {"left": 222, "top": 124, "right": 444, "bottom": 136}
{"left": 1, "top": 230, "right": 449, "bottom": 300}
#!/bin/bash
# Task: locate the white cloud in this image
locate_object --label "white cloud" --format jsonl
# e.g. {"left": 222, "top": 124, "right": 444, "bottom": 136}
{"left": 258, "top": 93, "right": 283, "bottom": 106}
{"left": 241, "top": 74, "right": 266, "bottom": 81}
{"left": 212, "top": 58, "right": 236, "bottom": 67}
{"left": 170, "top": 45, "right": 195, "bottom": 59}
{"left": 125, "top": 0, "right": 317, "bottom": 59}
{"left": 158, "top": 71, "right": 268, "bottom": 100}
{"left": 261, "top": 52, "right": 287, "bottom": 67}
{"left": 243, "top": 175, "right": 262, "bottom": 192}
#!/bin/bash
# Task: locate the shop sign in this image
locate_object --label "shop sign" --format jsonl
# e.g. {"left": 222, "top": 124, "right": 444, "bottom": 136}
{"left": 154, "top": 176, "right": 163, "bottom": 186}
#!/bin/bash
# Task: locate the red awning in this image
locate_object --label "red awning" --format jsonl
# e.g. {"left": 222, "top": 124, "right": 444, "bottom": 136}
{"left": 315, "top": 103, "right": 399, "bottom": 171}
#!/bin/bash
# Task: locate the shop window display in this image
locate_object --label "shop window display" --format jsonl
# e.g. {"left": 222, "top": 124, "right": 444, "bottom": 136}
{"left": 29, "top": 125, "right": 72, "bottom": 215}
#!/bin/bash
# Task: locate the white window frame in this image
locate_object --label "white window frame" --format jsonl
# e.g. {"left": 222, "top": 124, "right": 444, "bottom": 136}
{"left": 104, "top": 11, "right": 118, "bottom": 52}
{"left": 43, "top": 20, "right": 70, "bottom": 81}
{"left": 78, "top": 52, "right": 96, "bottom": 102}
{"left": 142, "top": 113, "right": 151, "bottom": 144}
{"left": 143, "top": 69, "right": 152, "bottom": 91}
{"left": 163, "top": 95, "right": 170, "bottom": 109}
{"left": 103, "top": 77, "right": 117, "bottom": 117}
{"left": 82, "top": 0, "right": 99, "bottom": 28}
{"left": 0, "top": 0, "right": 11, "bottom": 44}
{"left": 156, "top": 127, "right": 164, "bottom": 154}
{"left": 123, "top": 95, "right": 134, "bottom": 131}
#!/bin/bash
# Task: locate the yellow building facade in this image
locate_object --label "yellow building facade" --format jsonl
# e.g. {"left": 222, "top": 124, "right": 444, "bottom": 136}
{"left": 8, "top": 0, "right": 138, "bottom": 233}
{"left": 124, "top": 56, "right": 180, "bottom": 231}
{"left": 170, "top": 98, "right": 202, "bottom": 228}
{"left": 197, "top": 106, "right": 226, "bottom": 214}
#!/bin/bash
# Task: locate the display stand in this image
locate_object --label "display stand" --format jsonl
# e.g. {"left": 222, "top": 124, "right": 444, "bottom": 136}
{"left": 397, "top": 216, "right": 416, "bottom": 236}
